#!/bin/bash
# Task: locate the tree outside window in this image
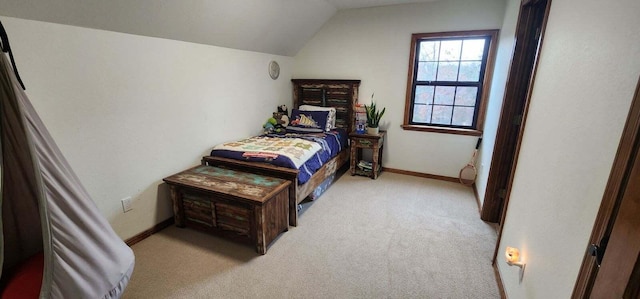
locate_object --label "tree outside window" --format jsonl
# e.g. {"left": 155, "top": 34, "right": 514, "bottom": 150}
{"left": 403, "top": 30, "right": 498, "bottom": 136}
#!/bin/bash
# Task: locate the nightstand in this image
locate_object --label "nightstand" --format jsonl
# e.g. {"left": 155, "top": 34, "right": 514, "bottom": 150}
{"left": 349, "top": 131, "right": 385, "bottom": 179}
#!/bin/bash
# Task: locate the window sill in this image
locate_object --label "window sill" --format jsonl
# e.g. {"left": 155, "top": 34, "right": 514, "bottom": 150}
{"left": 401, "top": 124, "right": 482, "bottom": 136}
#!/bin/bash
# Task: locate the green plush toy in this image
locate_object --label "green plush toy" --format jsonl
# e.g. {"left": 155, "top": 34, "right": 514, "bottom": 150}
{"left": 263, "top": 117, "right": 277, "bottom": 134}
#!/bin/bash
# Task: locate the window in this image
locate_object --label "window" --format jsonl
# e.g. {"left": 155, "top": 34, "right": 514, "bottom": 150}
{"left": 403, "top": 30, "right": 498, "bottom": 136}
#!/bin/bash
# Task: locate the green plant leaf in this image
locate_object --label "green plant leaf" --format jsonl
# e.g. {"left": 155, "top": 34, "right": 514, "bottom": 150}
{"left": 364, "top": 101, "right": 385, "bottom": 128}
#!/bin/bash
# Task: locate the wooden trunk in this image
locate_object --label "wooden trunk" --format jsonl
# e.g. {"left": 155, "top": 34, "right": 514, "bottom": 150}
{"left": 202, "top": 149, "right": 349, "bottom": 227}
{"left": 163, "top": 165, "right": 290, "bottom": 255}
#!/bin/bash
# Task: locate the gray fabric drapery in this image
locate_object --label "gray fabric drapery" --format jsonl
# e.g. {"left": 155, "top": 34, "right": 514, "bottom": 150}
{"left": 0, "top": 43, "right": 134, "bottom": 297}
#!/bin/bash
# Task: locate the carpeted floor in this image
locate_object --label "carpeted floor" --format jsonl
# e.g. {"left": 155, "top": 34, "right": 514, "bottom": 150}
{"left": 124, "top": 172, "right": 499, "bottom": 298}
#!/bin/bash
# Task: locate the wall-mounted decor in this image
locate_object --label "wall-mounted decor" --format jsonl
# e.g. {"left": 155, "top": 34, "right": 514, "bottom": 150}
{"left": 269, "top": 60, "right": 280, "bottom": 80}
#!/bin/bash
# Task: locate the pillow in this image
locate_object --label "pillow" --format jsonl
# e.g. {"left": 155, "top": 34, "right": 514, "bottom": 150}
{"left": 0, "top": 252, "right": 43, "bottom": 299}
{"left": 287, "top": 109, "right": 329, "bottom": 134}
{"left": 299, "top": 105, "right": 336, "bottom": 131}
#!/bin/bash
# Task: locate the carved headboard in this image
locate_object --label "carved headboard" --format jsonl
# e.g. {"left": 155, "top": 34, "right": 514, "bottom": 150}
{"left": 291, "top": 79, "right": 361, "bottom": 134}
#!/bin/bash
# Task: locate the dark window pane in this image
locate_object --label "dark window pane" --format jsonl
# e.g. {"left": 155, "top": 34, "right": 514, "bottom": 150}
{"left": 412, "top": 103, "right": 432, "bottom": 123}
{"left": 452, "top": 106, "right": 475, "bottom": 126}
{"left": 461, "top": 39, "right": 486, "bottom": 60}
{"left": 439, "top": 40, "right": 462, "bottom": 61}
{"left": 455, "top": 87, "right": 478, "bottom": 106}
{"left": 419, "top": 41, "right": 440, "bottom": 61}
{"left": 415, "top": 85, "right": 435, "bottom": 104}
{"left": 417, "top": 62, "right": 437, "bottom": 81}
{"left": 459, "top": 61, "right": 481, "bottom": 82}
{"left": 434, "top": 86, "right": 455, "bottom": 105}
{"left": 432, "top": 105, "right": 452, "bottom": 125}
{"left": 436, "top": 62, "right": 459, "bottom": 81}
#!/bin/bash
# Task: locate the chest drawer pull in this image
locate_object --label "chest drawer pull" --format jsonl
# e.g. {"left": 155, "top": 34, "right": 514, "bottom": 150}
{"left": 358, "top": 140, "right": 372, "bottom": 146}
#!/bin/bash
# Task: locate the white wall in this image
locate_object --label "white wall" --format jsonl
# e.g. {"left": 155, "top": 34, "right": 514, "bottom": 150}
{"left": 475, "top": 0, "right": 520, "bottom": 208}
{"left": 293, "top": 0, "right": 506, "bottom": 178}
{"left": 1, "top": 17, "right": 294, "bottom": 240}
{"left": 497, "top": 0, "right": 640, "bottom": 297}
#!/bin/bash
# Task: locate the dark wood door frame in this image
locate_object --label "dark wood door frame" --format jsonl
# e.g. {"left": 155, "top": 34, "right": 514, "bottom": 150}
{"left": 572, "top": 76, "right": 640, "bottom": 298}
{"left": 481, "top": 0, "right": 551, "bottom": 225}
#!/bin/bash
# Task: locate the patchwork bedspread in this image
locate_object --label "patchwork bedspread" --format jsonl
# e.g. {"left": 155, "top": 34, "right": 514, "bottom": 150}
{"left": 210, "top": 130, "right": 347, "bottom": 184}
{"left": 212, "top": 136, "right": 321, "bottom": 169}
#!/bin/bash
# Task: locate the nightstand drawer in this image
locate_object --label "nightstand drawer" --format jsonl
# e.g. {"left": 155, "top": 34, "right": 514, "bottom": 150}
{"left": 353, "top": 138, "right": 376, "bottom": 148}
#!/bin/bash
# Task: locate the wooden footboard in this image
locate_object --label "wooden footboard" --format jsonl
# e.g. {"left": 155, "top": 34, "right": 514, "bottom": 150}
{"left": 201, "top": 150, "right": 349, "bottom": 227}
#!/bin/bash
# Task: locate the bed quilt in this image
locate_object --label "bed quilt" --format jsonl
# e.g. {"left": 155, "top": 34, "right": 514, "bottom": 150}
{"left": 211, "top": 136, "right": 321, "bottom": 169}
{"left": 210, "top": 130, "right": 347, "bottom": 184}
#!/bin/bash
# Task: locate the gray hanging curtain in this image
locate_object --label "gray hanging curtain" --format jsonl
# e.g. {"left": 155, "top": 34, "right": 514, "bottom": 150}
{"left": 0, "top": 31, "right": 134, "bottom": 298}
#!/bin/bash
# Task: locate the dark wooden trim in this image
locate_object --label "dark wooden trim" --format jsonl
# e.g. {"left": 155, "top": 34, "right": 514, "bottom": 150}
{"left": 291, "top": 79, "right": 361, "bottom": 84}
{"left": 406, "top": 30, "right": 500, "bottom": 40}
{"left": 491, "top": 0, "right": 552, "bottom": 265}
{"left": 202, "top": 156, "right": 299, "bottom": 177}
{"left": 125, "top": 217, "right": 175, "bottom": 247}
{"left": 402, "top": 29, "right": 499, "bottom": 133}
{"left": 625, "top": 257, "right": 640, "bottom": 298}
{"left": 482, "top": 0, "right": 550, "bottom": 224}
{"left": 383, "top": 167, "right": 459, "bottom": 183}
{"left": 572, "top": 76, "right": 640, "bottom": 298}
{"left": 494, "top": 263, "right": 507, "bottom": 299}
{"left": 477, "top": 30, "right": 500, "bottom": 131}
{"left": 404, "top": 33, "right": 418, "bottom": 125}
{"left": 401, "top": 124, "right": 483, "bottom": 136}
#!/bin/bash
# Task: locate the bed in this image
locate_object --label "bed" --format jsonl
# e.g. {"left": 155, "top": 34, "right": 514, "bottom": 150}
{"left": 202, "top": 79, "right": 360, "bottom": 226}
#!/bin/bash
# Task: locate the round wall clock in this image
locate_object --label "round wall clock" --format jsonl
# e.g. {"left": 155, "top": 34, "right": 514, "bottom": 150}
{"left": 268, "top": 60, "right": 280, "bottom": 80}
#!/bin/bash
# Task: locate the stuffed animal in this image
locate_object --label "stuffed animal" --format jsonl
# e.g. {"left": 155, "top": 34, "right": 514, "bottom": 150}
{"left": 271, "top": 105, "right": 289, "bottom": 133}
{"left": 275, "top": 105, "right": 289, "bottom": 127}
{"left": 263, "top": 117, "right": 277, "bottom": 134}
{"left": 263, "top": 105, "right": 290, "bottom": 134}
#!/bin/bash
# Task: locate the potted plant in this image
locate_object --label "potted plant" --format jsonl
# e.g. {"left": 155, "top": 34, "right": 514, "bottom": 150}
{"left": 364, "top": 98, "right": 385, "bottom": 135}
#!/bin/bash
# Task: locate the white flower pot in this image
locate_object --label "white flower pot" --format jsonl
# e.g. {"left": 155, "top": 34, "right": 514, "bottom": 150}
{"left": 366, "top": 127, "right": 379, "bottom": 135}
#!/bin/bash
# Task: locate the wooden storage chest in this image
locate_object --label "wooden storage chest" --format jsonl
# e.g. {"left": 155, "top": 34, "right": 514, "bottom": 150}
{"left": 163, "top": 165, "right": 290, "bottom": 254}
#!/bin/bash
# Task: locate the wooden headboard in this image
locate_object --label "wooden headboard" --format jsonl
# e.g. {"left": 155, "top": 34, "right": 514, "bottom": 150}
{"left": 291, "top": 79, "right": 361, "bottom": 134}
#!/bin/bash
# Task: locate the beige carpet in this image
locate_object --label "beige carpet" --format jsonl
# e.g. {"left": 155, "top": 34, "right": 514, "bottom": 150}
{"left": 124, "top": 172, "right": 499, "bottom": 298}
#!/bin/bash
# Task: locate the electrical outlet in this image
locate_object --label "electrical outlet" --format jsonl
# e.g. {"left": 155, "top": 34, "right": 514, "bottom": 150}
{"left": 121, "top": 197, "right": 133, "bottom": 213}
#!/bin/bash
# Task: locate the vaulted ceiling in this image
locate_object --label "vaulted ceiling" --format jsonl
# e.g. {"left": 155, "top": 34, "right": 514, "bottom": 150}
{"left": 0, "top": 0, "right": 440, "bottom": 56}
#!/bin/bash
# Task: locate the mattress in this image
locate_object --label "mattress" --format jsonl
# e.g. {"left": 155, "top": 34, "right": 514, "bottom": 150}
{"left": 210, "top": 129, "right": 348, "bottom": 184}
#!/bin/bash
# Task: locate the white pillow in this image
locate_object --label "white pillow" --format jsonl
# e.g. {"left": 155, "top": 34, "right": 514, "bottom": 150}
{"left": 299, "top": 105, "right": 336, "bottom": 131}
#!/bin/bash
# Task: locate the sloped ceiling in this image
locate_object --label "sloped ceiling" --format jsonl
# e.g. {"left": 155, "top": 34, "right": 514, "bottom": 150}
{"left": 0, "top": 0, "right": 439, "bottom": 56}
{"left": 326, "top": 0, "right": 438, "bottom": 9}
